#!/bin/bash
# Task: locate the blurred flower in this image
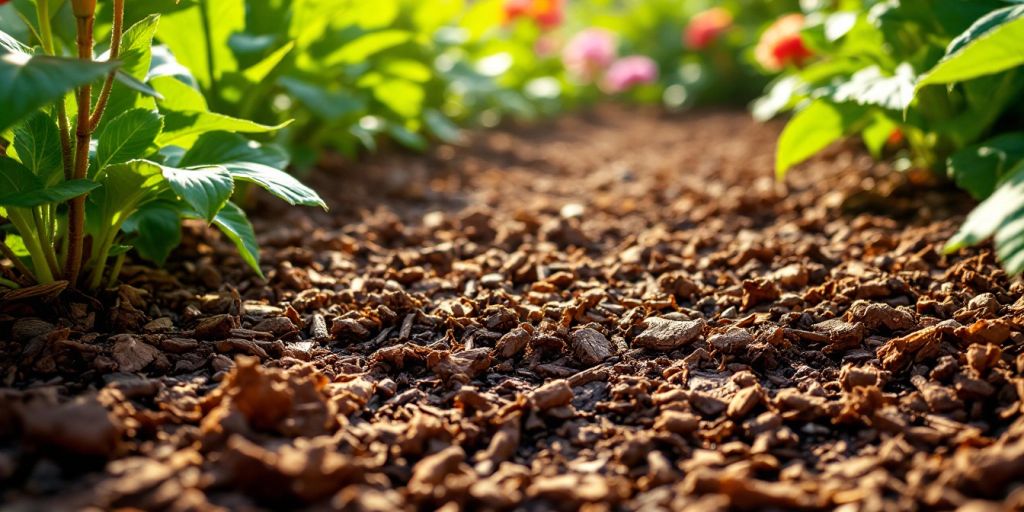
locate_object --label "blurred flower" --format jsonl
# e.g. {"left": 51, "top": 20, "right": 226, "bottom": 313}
{"left": 503, "top": 0, "right": 564, "bottom": 29}
{"left": 887, "top": 128, "right": 904, "bottom": 147}
{"left": 601, "top": 56, "right": 658, "bottom": 93}
{"left": 562, "top": 29, "right": 617, "bottom": 82}
{"left": 534, "top": 34, "right": 562, "bottom": 58}
{"left": 685, "top": 8, "right": 733, "bottom": 49}
{"left": 755, "top": 14, "right": 813, "bottom": 71}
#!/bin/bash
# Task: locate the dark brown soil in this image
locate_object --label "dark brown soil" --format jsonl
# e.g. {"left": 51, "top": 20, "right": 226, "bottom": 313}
{"left": 3, "top": 107, "right": 1024, "bottom": 511}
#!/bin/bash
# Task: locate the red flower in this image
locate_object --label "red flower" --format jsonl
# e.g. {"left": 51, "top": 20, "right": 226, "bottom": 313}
{"left": 755, "top": 14, "right": 813, "bottom": 71}
{"left": 503, "top": 0, "right": 564, "bottom": 30}
{"left": 685, "top": 8, "right": 733, "bottom": 50}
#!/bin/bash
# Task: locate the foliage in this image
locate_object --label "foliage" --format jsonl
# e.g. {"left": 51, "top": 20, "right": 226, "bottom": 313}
{"left": 760, "top": 0, "right": 1024, "bottom": 273}
{"left": 0, "top": 0, "right": 323, "bottom": 291}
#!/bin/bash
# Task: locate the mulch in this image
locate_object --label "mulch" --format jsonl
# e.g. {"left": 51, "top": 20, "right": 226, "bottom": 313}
{"left": 2, "top": 106, "right": 1022, "bottom": 511}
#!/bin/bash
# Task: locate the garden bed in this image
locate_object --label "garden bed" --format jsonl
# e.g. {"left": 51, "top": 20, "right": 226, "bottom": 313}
{"left": 2, "top": 107, "right": 1022, "bottom": 510}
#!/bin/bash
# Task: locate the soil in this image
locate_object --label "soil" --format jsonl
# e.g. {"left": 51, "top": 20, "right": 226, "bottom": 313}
{"left": 2, "top": 107, "right": 1024, "bottom": 511}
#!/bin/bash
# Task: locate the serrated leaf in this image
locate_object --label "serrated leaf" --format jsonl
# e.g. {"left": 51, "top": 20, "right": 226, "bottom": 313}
{"left": 12, "top": 112, "right": 62, "bottom": 185}
{"left": 0, "top": 53, "right": 119, "bottom": 132}
{"left": 89, "top": 160, "right": 167, "bottom": 230}
{"left": 0, "top": 156, "right": 44, "bottom": 199}
{"left": 161, "top": 164, "right": 234, "bottom": 222}
{"left": 179, "top": 132, "right": 325, "bottom": 209}
{"left": 116, "top": 14, "right": 161, "bottom": 80}
{"left": 96, "top": 109, "right": 164, "bottom": 170}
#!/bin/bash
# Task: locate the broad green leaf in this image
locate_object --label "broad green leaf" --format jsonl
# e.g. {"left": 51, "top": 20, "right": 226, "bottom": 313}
{"left": 374, "top": 79, "right": 424, "bottom": 119}
{"left": 424, "top": 108, "right": 461, "bottom": 143}
{"left": 161, "top": 165, "right": 234, "bottom": 222}
{"left": 242, "top": 41, "right": 294, "bottom": 84}
{"left": 916, "top": 8, "right": 1024, "bottom": 90}
{"left": 151, "top": 75, "right": 208, "bottom": 111}
{"left": 0, "top": 156, "right": 43, "bottom": 199}
{"left": 776, "top": 100, "right": 866, "bottom": 179}
{"left": 323, "top": 30, "right": 412, "bottom": 66}
{"left": 122, "top": 201, "right": 181, "bottom": 265}
{"left": 947, "top": 132, "right": 1024, "bottom": 200}
{"left": 113, "top": 71, "right": 163, "bottom": 99}
{"left": 947, "top": 161, "right": 1024, "bottom": 274}
{"left": 157, "top": 110, "right": 289, "bottom": 147}
{"left": 210, "top": 201, "right": 263, "bottom": 278}
{"left": 89, "top": 160, "right": 167, "bottom": 230}
{"left": 0, "top": 179, "right": 99, "bottom": 208}
{"left": 158, "top": 0, "right": 244, "bottom": 91}
{"left": 96, "top": 109, "right": 164, "bottom": 170}
{"left": 13, "top": 112, "right": 62, "bottom": 185}
{"left": 279, "top": 76, "right": 365, "bottom": 121}
{"left": 861, "top": 114, "right": 899, "bottom": 159}
{"left": 180, "top": 132, "right": 326, "bottom": 209}
{"left": 0, "top": 53, "right": 118, "bottom": 132}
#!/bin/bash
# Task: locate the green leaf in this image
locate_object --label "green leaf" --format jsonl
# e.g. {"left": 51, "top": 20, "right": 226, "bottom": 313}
{"left": 386, "top": 123, "right": 427, "bottom": 152}
{"left": 0, "top": 53, "right": 119, "bottom": 132}
{"left": 157, "top": 109, "right": 289, "bottom": 147}
{"left": 0, "top": 179, "right": 99, "bottom": 208}
{"left": 12, "top": 112, "right": 62, "bottom": 185}
{"left": 89, "top": 160, "right": 167, "bottom": 230}
{"left": 96, "top": 109, "right": 164, "bottom": 170}
{"left": 158, "top": 0, "right": 244, "bottom": 91}
{"left": 278, "top": 76, "right": 365, "bottom": 121}
{"left": 179, "top": 132, "right": 326, "bottom": 209}
{"left": 161, "top": 165, "right": 234, "bottom": 223}
{"left": 151, "top": 75, "right": 209, "bottom": 111}
{"left": 0, "top": 28, "right": 31, "bottom": 54}
{"left": 947, "top": 161, "right": 1024, "bottom": 274}
{"left": 424, "top": 108, "right": 461, "bottom": 144}
{"left": 373, "top": 78, "right": 424, "bottom": 119}
{"left": 776, "top": 101, "right": 866, "bottom": 179}
{"left": 947, "top": 132, "right": 1024, "bottom": 200}
{"left": 122, "top": 201, "right": 181, "bottom": 265}
{"left": 116, "top": 14, "right": 161, "bottom": 80}
{"left": 916, "top": 7, "right": 1024, "bottom": 90}
{"left": 210, "top": 201, "right": 263, "bottom": 278}
{"left": 0, "top": 156, "right": 44, "bottom": 200}
{"left": 242, "top": 40, "right": 294, "bottom": 84}
{"left": 323, "top": 30, "right": 412, "bottom": 66}
{"left": 832, "top": 64, "right": 915, "bottom": 111}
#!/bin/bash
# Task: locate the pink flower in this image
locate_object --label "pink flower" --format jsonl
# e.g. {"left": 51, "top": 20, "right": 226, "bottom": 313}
{"left": 601, "top": 56, "right": 658, "bottom": 93}
{"left": 562, "top": 29, "right": 617, "bottom": 82}
{"left": 755, "top": 14, "right": 813, "bottom": 71}
{"left": 685, "top": 8, "right": 733, "bottom": 49}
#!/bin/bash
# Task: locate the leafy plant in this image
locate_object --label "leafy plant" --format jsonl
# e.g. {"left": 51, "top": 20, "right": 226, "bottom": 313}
{"left": 0, "top": 0, "right": 324, "bottom": 292}
{"left": 760, "top": 0, "right": 1024, "bottom": 273}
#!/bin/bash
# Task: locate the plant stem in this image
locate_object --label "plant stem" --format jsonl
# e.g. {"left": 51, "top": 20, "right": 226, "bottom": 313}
{"left": 36, "top": 0, "right": 55, "bottom": 53}
{"left": 7, "top": 212, "right": 54, "bottom": 284}
{"left": 65, "top": 14, "right": 96, "bottom": 288}
{"left": 32, "top": 209, "right": 61, "bottom": 277}
{"left": 0, "top": 277, "right": 19, "bottom": 289}
{"left": 89, "top": 0, "right": 124, "bottom": 130}
{"left": 86, "top": 230, "right": 115, "bottom": 290}
{"left": 106, "top": 251, "right": 126, "bottom": 289}
{"left": 198, "top": 0, "right": 218, "bottom": 104}
{"left": 0, "top": 239, "right": 36, "bottom": 283}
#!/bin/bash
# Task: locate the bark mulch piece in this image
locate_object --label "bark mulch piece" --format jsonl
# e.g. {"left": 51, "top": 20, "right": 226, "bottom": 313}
{"left": 2, "top": 107, "right": 1023, "bottom": 510}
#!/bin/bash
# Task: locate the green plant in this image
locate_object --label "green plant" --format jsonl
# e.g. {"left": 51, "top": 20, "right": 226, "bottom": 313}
{"left": 760, "top": 0, "right": 1024, "bottom": 272}
{"left": 0, "top": 0, "right": 324, "bottom": 292}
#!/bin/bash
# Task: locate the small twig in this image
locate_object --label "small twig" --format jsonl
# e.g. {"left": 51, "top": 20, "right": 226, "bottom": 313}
{"left": 65, "top": 12, "right": 96, "bottom": 287}
{"left": 89, "top": 0, "right": 124, "bottom": 130}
